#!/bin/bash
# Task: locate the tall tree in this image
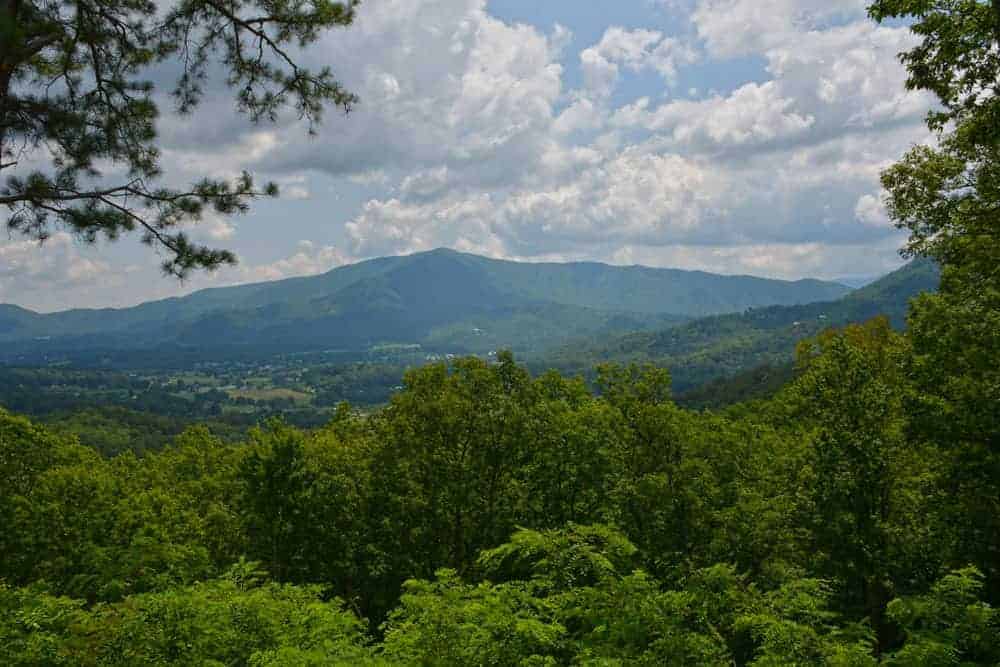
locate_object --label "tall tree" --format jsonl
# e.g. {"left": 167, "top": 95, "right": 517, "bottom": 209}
{"left": 0, "top": 0, "right": 358, "bottom": 276}
{"left": 790, "top": 319, "right": 940, "bottom": 654}
{"left": 870, "top": 0, "right": 1000, "bottom": 599}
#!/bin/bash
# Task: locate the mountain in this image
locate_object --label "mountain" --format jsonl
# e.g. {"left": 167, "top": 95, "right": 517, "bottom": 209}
{"left": 543, "top": 258, "right": 941, "bottom": 394}
{"left": 0, "top": 249, "right": 851, "bottom": 364}
{"left": 831, "top": 274, "right": 882, "bottom": 288}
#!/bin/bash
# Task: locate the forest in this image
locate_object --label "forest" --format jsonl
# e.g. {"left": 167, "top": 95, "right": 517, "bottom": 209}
{"left": 2, "top": 0, "right": 999, "bottom": 664}
{"left": 2, "top": 294, "right": 999, "bottom": 665}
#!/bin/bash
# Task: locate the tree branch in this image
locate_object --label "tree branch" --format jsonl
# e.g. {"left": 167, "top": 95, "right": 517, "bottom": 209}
{"left": 95, "top": 194, "right": 182, "bottom": 254}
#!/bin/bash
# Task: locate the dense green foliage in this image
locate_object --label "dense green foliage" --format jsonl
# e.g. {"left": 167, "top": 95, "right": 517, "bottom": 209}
{"left": 869, "top": 0, "right": 1000, "bottom": 604}
{"left": 1, "top": 322, "right": 998, "bottom": 663}
{"left": 0, "top": 248, "right": 848, "bottom": 362}
{"left": 676, "top": 362, "right": 796, "bottom": 410}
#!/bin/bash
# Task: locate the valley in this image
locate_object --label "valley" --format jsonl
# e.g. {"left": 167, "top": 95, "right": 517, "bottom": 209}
{"left": 0, "top": 253, "right": 939, "bottom": 454}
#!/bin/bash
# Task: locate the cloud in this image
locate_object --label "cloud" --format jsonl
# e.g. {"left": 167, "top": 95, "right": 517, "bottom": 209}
{"left": 497, "top": 148, "right": 725, "bottom": 249}
{"left": 580, "top": 26, "right": 697, "bottom": 98}
{"left": 0, "top": 235, "right": 101, "bottom": 286}
{"left": 345, "top": 147, "right": 730, "bottom": 258}
{"left": 612, "top": 81, "right": 815, "bottom": 150}
{"left": 606, "top": 234, "right": 907, "bottom": 280}
{"left": 0, "top": 233, "right": 131, "bottom": 312}
{"left": 762, "top": 21, "right": 931, "bottom": 129}
{"left": 3, "top": 0, "right": 940, "bottom": 310}
{"left": 855, "top": 193, "right": 891, "bottom": 228}
{"left": 275, "top": 175, "right": 312, "bottom": 200}
{"left": 160, "top": 0, "right": 929, "bottom": 263}
{"left": 345, "top": 192, "right": 496, "bottom": 257}
{"left": 400, "top": 167, "right": 452, "bottom": 201}
{"left": 234, "top": 241, "right": 349, "bottom": 282}
{"left": 165, "top": 241, "right": 352, "bottom": 292}
{"left": 259, "top": 0, "right": 566, "bottom": 188}
{"left": 0, "top": 230, "right": 350, "bottom": 311}
{"left": 691, "top": 0, "right": 868, "bottom": 58}
{"left": 553, "top": 98, "right": 604, "bottom": 135}
{"left": 192, "top": 214, "right": 237, "bottom": 241}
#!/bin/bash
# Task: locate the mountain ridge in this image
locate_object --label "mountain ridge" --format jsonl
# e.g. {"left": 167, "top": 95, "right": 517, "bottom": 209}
{"left": 541, "top": 258, "right": 941, "bottom": 393}
{"left": 0, "top": 248, "right": 853, "bottom": 362}
{"left": 3, "top": 247, "right": 849, "bottom": 317}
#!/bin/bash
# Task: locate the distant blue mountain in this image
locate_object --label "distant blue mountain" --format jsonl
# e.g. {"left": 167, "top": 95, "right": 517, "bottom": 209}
{"left": 545, "top": 258, "right": 940, "bottom": 392}
{"left": 0, "top": 248, "right": 851, "bottom": 361}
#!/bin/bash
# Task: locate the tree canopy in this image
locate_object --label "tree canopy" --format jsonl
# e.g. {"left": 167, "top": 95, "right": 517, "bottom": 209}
{"left": 870, "top": 0, "right": 1000, "bottom": 600}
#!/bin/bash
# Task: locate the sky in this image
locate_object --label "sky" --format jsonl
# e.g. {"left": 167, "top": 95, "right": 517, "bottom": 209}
{"left": 1, "top": 0, "right": 935, "bottom": 312}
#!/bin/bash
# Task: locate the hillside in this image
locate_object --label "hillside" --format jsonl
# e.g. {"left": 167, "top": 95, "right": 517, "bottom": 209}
{"left": 0, "top": 249, "right": 850, "bottom": 364}
{"left": 544, "top": 258, "right": 941, "bottom": 393}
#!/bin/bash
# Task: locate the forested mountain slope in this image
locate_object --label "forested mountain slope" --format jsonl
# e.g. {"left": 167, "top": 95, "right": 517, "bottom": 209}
{"left": 545, "top": 258, "right": 940, "bottom": 392}
{"left": 0, "top": 249, "right": 850, "bottom": 363}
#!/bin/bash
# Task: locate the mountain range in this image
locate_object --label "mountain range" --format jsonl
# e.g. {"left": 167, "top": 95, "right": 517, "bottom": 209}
{"left": 0, "top": 248, "right": 853, "bottom": 364}
{"left": 542, "top": 258, "right": 941, "bottom": 394}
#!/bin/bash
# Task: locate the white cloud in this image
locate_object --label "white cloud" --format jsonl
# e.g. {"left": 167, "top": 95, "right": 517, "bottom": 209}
{"left": 613, "top": 81, "right": 815, "bottom": 149}
{"left": 344, "top": 147, "right": 729, "bottom": 257}
{"left": 400, "top": 166, "right": 452, "bottom": 200}
{"left": 346, "top": 193, "right": 496, "bottom": 257}
{"left": 553, "top": 98, "right": 604, "bottom": 135}
{"left": 160, "top": 130, "right": 283, "bottom": 187}
{"left": 258, "top": 0, "right": 566, "bottom": 188}
{"left": 855, "top": 193, "right": 891, "bottom": 228}
{"left": 580, "top": 26, "right": 696, "bottom": 98}
{"left": 166, "top": 0, "right": 928, "bottom": 269}
{"left": 0, "top": 233, "right": 131, "bottom": 312}
{"left": 0, "top": 234, "right": 103, "bottom": 285}
{"left": 165, "top": 242, "right": 354, "bottom": 303}
{"left": 549, "top": 23, "right": 574, "bottom": 57}
{"left": 691, "top": 0, "right": 868, "bottom": 58}
{"left": 580, "top": 47, "right": 621, "bottom": 99}
{"left": 0, "top": 230, "right": 352, "bottom": 311}
{"left": 763, "top": 22, "right": 931, "bottom": 129}
{"left": 606, "top": 235, "right": 907, "bottom": 280}
{"left": 610, "top": 18, "right": 930, "bottom": 156}
{"left": 498, "top": 148, "right": 724, "bottom": 248}
{"left": 191, "top": 213, "right": 237, "bottom": 241}
{"left": 348, "top": 170, "right": 390, "bottom": 186}
{"left": 236, "top": 241, "right": 349, "bottom": 282}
